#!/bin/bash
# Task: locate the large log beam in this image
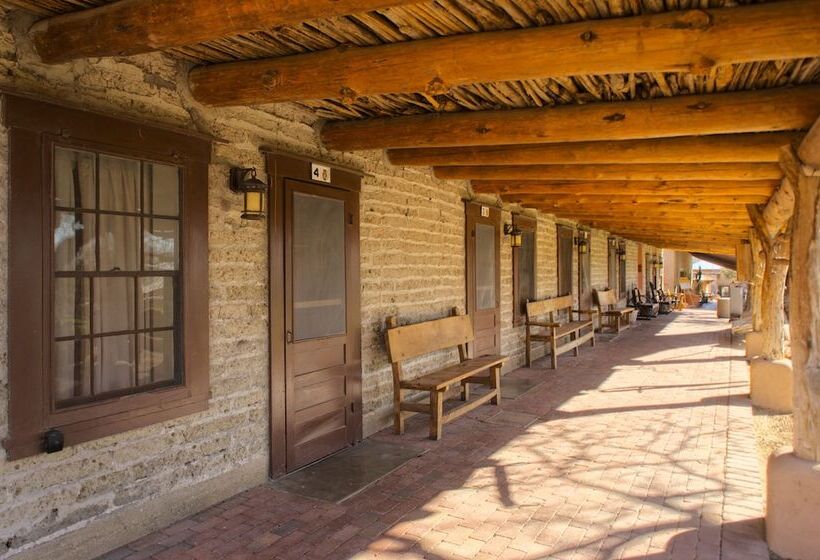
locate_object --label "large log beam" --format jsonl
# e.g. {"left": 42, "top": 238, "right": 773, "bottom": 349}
{"left": 30, "top": 0, "right": 418, "bottom": 64}
{"left": 389, "top": 133, "right": 799, "bottom": 167}
{"left": 526, "top": 203, "right": 752, "bottom": 214}
{"left": 472, "top": 180, "right": 779, "bottom": 196}
{"left": 577, "top": 222, "right": 749, "bottom": 233}
{"left": 189, "top": 1, "right": 820, "bottom": 106}
{"left": 436, "top": 163, "right": 781, "bottom": 182}
{"left": 321, "top": 86, "right": 820, "bottom": 151}
{"left": 502, "top": 194, "right": 771, "bottom": 205}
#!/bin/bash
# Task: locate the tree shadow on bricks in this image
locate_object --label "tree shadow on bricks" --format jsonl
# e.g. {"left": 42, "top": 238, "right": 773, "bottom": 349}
{"left": 97, "top": 307, "right": 767, "bottom": 560}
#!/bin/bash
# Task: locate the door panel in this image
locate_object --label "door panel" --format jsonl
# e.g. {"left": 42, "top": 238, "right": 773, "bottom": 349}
{"left": 466, "top": 204, "right": 501, "bottom": 357}
{"left": 284, "top": 180, "right": 360, "bottom": 471}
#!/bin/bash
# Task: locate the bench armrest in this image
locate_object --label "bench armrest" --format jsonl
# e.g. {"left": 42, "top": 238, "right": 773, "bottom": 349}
{"left": 573, "top": 308, "right": 596, "bottom": 316}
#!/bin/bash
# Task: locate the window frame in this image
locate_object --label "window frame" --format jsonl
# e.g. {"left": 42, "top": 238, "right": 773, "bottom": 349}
{"left": 556, "top": 224, "right": 574, "bottom": 297}
{"left": 4, "top": 94, "right": 211, "bottom": 460}
{"left": 512, "top": 214, "right": 537, "bottom": 326}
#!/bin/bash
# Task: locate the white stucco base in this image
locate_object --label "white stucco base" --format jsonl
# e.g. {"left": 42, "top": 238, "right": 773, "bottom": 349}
{"left": 749, "top": 358, "right": 793, "bottom": 413}
{"left": 745, "top": 331, "right": 764, "bottom": 361}
{"left": 767, "top": 448, "right": 820, "bottom": 560}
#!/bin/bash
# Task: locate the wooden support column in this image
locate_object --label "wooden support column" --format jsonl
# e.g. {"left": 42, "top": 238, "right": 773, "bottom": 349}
{"left": 749, "top": 228, "right": 766, "bottom": 332}
{"left": 791, "top": 120, "right": 820, "bottom": 462}
{"left": 748, "top": 198, "right": 793, "bottom": 359}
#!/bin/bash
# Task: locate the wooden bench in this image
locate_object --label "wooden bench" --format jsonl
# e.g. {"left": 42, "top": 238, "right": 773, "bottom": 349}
{"left": 593, "top": 289, "right": 635, "bottom": 334}
{"left": 525, "top": 295, "right": 595, "bottom": 369}
{"left": 385, "top": 309, "right": 506, "bottom": 440}
{"left": 631, "top": 288, "right": 659, "bottom": 319}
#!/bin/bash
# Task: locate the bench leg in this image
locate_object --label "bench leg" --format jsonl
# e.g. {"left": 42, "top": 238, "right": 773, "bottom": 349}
{"left": 573, "top": 332, "right": 579, "bottom": 357}
{"left": 591, "top": 330, "right": 596, "bottom": 347}
{"left": 490, "top": 365, "right": 501, "bottom": 405}
{"left": 394, "top": 387, "right": 405, "bottom": 435}
{"left": 550, "top": 338, "right": 558, "bottom": 369}
{"left": 429, "top": 390, "right": 444, "bottom": 440}
{"left": 461, "top": 379, "right": 470, "bottom": 401}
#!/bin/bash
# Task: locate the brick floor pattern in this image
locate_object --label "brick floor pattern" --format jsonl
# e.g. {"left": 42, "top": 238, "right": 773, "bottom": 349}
{"left": 100, "top": 308, "right": 770, "bottom": 560}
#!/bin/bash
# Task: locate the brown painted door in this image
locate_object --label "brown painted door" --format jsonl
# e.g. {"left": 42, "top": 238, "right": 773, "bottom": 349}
{"left": 608, "top": 239, "right": 619, "bottom": 294}
{"left": 578, "top": 233, "right": 592, "bottom": 311}
{"left": 466, "top": 204, "right": 501, "bottom": 357}
{"left": 284, "top": 179, "right": 361, "bottom": 471}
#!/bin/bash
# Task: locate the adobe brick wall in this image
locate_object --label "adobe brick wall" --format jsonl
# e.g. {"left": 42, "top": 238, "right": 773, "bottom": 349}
{"left": 0, "top": 8, "right": 659, "bottom": 559}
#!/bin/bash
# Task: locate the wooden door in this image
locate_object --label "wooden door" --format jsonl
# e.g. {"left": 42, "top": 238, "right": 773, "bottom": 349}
{"left": 283, "top": 179, "right": 361, "bottom": 471}
{"left": 466, "top": 203, "right": 501, "bottom": 357}
{"left": 607, "top": 239, "right": 619, "bottom": 293}
{"left": 577, "top": 231, "right": 592, "bottom": 310}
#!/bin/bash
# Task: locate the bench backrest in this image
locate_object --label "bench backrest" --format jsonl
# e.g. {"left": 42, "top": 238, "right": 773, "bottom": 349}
{"left": 526, "top": 294, "right": 573, "bottom": 321}
{"left": 594, "top": 289, "right": 618, "bottom": 310}
{"left": 385, "top": 310, "right": 473, "bottom": 364}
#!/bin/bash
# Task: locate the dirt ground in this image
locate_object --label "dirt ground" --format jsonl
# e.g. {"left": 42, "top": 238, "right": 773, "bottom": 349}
{"left": 752, "top": 406, "right": 794, "bottom": 496}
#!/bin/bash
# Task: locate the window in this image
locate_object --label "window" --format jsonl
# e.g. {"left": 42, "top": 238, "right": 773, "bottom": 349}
{"left": 54, "top": 149, "right": 182, "bottom": 405}
{"left": 557, "top": 225, "right": 573, "bottom": 297}
{"left": 5, "top": 94, "right": 210, "bottom": 459}
{"left": 512, "top": 215, "right": 536, "bottom": 325}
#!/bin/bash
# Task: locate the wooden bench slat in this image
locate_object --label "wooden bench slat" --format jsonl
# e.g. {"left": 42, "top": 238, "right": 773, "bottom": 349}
{"left": 386, "top": 314, "right": 473, "bottom": 362}
{"left": 400, "top": 355, "right": 505, "bottom": 391}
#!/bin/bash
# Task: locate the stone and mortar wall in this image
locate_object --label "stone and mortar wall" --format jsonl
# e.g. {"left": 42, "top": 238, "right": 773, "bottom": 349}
{"left": 0, "top": 7, "right": 661, "bottom": 558}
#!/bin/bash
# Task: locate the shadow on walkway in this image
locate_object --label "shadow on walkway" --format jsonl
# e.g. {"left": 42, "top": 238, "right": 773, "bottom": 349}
{"left": 101, "top": 308, "right": 769, "bottom": 560}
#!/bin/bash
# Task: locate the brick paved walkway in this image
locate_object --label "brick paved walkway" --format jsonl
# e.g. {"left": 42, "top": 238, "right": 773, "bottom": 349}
{"left": 101, "top": 308, "right": 769, "bottom": 560}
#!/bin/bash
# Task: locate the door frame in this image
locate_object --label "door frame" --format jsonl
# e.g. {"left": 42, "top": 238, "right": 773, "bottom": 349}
{"left": 465, "top": 202, "right": 501, "bottom": 358}
{"left": 576, "top": 228, "right": 592, "bottom": 310}
{"left": 264, "top": 151, "right": 362, "bottom": 476}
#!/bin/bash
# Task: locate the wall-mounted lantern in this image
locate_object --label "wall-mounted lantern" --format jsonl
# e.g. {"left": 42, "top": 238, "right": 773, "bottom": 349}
{"left": 575, "top": 231, "right": 590, "bottom": 254}
{"left": 504, "top": 223, "right": 523, "bottom": 248}
{"left": 230, "top": 167, "right": 268, "bottom": 220}
{"left": 617, "top": 242, "right": 627, "bottom": 260}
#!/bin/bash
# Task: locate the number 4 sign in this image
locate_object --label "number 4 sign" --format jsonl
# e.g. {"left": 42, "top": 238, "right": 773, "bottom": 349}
{"left": 311, "top": 163, "right": 332, "bottom": 184}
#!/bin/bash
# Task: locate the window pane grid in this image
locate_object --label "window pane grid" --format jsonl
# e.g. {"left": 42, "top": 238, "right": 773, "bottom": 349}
{"left": 53, "top": 147, "right": 182, "bottom": 407}
{"left": 55, "top": 326, "right": 175, "bottom": 342}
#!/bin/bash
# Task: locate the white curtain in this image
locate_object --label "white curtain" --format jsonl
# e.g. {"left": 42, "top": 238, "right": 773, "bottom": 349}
{"left": 94, "top": 155, "right": 140, "bottom": 393}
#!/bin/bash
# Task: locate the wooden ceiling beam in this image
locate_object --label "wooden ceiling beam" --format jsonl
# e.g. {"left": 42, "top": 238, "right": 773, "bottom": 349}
{"left": 321, "top": 86, "right": 820, "bottom": 151}
{"left": 29, "top": 0, "right": 419, "bottom": 63}
{"left": 575, "top": 224, "right": 747, "bottom": 235}
{"left": 189, "top": 1, "right": 819, "bottom": 106}
{"left": 539, "top": 208, "right": 750, "bottom": 220}
{"left": 389, "top": 133, "right": 799, "bottom": 167}
{"left": 503, "top": 194, "right": 770, "bottom": 205}
{"left": 472, "top": 180, "right": 778, "bottom": 196}
{"left": 435, "top": 163, "right": 781, "bottom": 182}
{"left": 544, "top": 219, "right": 749, "bottom": 228}
{"left": 539, "top": 209, "right": 751, "bottom": 220}
{"left": 619, "top": 239, "right": 738, "bottom": 254}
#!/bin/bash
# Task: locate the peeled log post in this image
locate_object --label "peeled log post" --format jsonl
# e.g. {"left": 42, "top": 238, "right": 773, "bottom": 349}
{"left": 748, "top": 202, "right": 792, "bottom": 360}
{"left": 791, "top": 126, "right": 820, "bottom": 462}
{"left": 760, "top": 236, "right": 791, "bottom": 360}
{"left": 750, "top": 229, "right": 766, "bottom": 332}
{"left": 765, "top": 118, "right": 820, "bottom": 560}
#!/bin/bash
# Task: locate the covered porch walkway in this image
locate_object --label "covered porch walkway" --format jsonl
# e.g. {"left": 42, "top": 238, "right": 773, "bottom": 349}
{"left": 104, "top": 308, "right": 768, "bottom": 560}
